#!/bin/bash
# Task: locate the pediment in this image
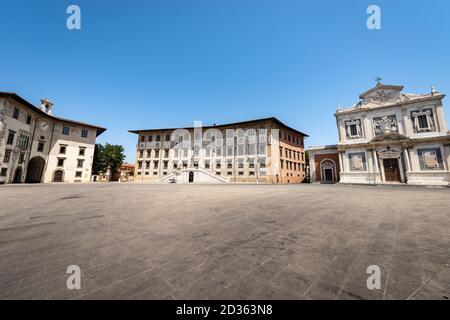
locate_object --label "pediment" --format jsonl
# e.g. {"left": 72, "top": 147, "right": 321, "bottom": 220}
{"left": 370, "top": 132, "right": 409, "bottom": 143}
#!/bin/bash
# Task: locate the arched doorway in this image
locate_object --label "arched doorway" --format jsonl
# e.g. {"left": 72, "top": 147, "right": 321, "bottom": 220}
{"left": 320, "top": 159, "right": 337, "bottom": 183}
{"left": 13, "top": 167, "right": 22, "bottom": 183}
{"left": 53, "top": 170, "right": 64, "bottom": 182}
{"left": 25, "top": 157, "right": 45, "bottom": 183}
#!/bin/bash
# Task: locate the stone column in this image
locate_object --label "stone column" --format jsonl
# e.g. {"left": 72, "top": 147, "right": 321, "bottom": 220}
{"left": 372, "top": 149, "right": 379, "bottom": 172}
{"left": 403, "top": 147, "right": 411, "bottom": 172}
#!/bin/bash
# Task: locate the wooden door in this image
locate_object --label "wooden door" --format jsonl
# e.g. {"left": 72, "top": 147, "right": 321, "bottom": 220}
{"left": 383, "top": 159, "right": 401, "bottom": 182}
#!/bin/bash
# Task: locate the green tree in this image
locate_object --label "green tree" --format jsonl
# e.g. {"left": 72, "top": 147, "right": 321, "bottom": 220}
{"left": 92, "top": 143, "right": 125, "bottom": 180}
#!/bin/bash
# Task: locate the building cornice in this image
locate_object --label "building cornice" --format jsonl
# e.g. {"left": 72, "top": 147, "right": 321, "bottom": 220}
{"left": 334, "top": 94, "right": 445, "bottom": 117}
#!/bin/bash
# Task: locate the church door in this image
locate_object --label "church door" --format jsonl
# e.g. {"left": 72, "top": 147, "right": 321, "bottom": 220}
{"left": 383, "top": 159, "right": 401, "bottom": 182}
{"left": 324, "top": 168, "right": 333, "bottom": 182}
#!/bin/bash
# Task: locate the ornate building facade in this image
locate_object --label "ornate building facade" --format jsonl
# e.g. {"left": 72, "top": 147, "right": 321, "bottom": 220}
{"left": 308, "top": 83, "right": 450, "bottom": 186}
{"left": 0, "top": 92, "right": 106, "bottom": 184}
{"left": 130, "top": 117, "right": 308, "bottom": 183}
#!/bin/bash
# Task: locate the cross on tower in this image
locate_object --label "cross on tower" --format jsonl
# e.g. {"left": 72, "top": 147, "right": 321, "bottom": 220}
{"left": 375, "top": 77, "right": 382, "bottom": 85}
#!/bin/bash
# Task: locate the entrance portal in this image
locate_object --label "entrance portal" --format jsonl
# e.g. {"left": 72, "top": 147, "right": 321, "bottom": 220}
{"left": 320, "top": 159, "right": 336, "bottom": 183}
{"left": 13, "top": 167, "right": 22, "bottom": 183}
{"left": 25, "top": 157, "right": 45, "bottom": 183}
{"left": 383, "top": 158, "right": 401, "bottom": 182}
{"left": 188, "top": 171, "right": 194, "bottom": 183}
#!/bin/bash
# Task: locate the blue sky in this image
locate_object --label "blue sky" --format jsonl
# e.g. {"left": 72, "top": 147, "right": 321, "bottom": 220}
{"left": 1, "top": 0, "right": 449, "bottom": 162}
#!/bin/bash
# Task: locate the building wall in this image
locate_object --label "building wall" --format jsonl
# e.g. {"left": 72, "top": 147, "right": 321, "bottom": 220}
{"left": 133, "top": 120, "right": 306, "bottom": 183}
{"left": 0, "top": 96, "right": 100, "bottom": 184}
{"left": 313, "top": 153, "right": 340, "bottom": 182}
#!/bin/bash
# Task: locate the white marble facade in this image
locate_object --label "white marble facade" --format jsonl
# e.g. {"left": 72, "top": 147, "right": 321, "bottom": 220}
{"left": 335, "top": 83, "right": 450, "bottom": 186}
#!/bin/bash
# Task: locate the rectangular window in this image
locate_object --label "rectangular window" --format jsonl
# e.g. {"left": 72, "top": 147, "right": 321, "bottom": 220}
{"left": 350, "top": 124, "right": 358, "bottom": 137}
{"left": 81, "top": 129, "right": 88, "bottom": 138}
{"left": 154, "top": 161, "right": 159, "bottom": 169}
{"left": 165, "top": 134, "right": 170, "bottom": 141}
{"left": 148, "top": 135, "right": 153, "bottom": 142}
{"left": 193, "top": 161, "right": 198, "bottom": 168}
{"left": 0, "top": 168, "right": 7, "bottom": 176}
{"left": 62, "top": 126, "right": 70, "bottom": 135}
{"left": 205, "top": 160, "right": 210, "bottom": 169}
{"left": 155, "top": 135, "right": 161, "bottom": 142}
{"left": 163, "top": 161, "right": 168, "bottom": 169}
{"left": 139, "top": 150, "right": 144, "bottom": 158}
{"left": 216, "top": 161, "right": 221, "bottom": 169}
{"left": 238, "top": 171, "right": 244, "bottom": 176}
{"left": 75, "top": 171, "right": 82, "bottom": 178}
{"left": 140, "top": 135, "right": 145, "bottom": 142}
{"left": 155, "top": 150, "right": 160, "bottom": 158}
{"left": 6, "top": 131, "right": 15, "bottom": 145}
{"left": 248, "top": 158, "right": 255, "bottom": 168}
{"left": 164, "top": 149, "right": 169, "bottom": 158}
{"left": 417, "top": 115, "right": 429, "bottom": 130}
{"left": 26, "top": 115, "right": 32, "bottom": 125}
{"left": 37, "top": 142, "right": 45, "bottom": 152}
{"left": 12, "top": 108, "right": 19, "bottom": 119}
{"left": 79, "top": 148, "right": 86, "bottom": 156}
{"left": 138, "top": 161, "right": 143, "bottom": 169}
{"left": 18, "top": 152, "right": 25, "bottom": 164}
{"left": 77, "top": 159, "right": 84, "bottom": 168}
{"left": 227, "top": 160, "right": 232, "bottom": 169}
{"left": 238, "top": 159, "right": 244, "bottom": 169}
{"left": 145, "top": 161, "right": 150, "bottom": 169}
{"left": 3, "top": 150, "right": 12, "bottom": 163}
{"left": 147, "top": 149, "right": 152, "bottom": 158}
{"left": 57, "top": 158, "right": 65, "bottom": 167}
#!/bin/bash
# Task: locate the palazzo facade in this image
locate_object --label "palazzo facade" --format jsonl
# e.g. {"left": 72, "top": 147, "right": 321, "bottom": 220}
{"left": 130, "top": 117, "right": 308, "bottom": 183}
{"left": 309, "top": 83, "right": 450, "bottom": 186}
{"left": 0, "top": 92, "right": 106, "bottom": 184}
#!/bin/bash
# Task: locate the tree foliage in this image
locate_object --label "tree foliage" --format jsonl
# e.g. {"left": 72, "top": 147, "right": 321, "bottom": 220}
{"left": 92, "top": 143, "right": 125, "bottom": 178}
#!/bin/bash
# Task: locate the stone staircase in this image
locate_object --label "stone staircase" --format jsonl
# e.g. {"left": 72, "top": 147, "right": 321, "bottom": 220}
{"left": 158, "top": 167, "right": 228, "bottom": 183}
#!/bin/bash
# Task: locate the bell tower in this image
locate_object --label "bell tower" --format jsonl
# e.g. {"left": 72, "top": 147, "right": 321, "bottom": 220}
{"left": 40, "top": 99, "right": 53, "bottom": 115}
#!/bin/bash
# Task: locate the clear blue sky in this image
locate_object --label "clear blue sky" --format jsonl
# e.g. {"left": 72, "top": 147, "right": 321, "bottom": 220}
{"left": 1, "top": 0, "right": 449, "bottom": 162}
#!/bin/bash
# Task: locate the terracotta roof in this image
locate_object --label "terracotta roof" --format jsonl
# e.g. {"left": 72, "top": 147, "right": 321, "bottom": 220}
{"left": 129, "top": 117, "right": 309, "bottom": 137}
{"left": 0, "top": 92, "right": 106, "bottom": 137}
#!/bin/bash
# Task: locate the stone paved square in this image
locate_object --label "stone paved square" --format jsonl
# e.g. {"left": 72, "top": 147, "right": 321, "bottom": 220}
{"left": 0, "top": 183, "right": 449, "bottom": 300}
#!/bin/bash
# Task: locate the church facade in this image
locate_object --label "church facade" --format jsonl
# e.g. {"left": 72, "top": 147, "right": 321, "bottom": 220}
{"left": 0, "top": 92, "right": 106, "bottom": 184}
{"left": 309, "top": 83, "right": 450, "bottom": 186}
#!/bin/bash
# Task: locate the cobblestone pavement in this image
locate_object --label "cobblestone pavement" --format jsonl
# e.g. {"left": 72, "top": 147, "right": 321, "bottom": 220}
{"left": 0, "top": 183, "right": 449, "bottom": 300}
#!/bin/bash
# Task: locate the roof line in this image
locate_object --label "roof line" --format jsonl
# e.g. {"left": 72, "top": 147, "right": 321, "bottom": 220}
{"left": 0, "top": 92, "right": 106, "bottom": 137}
{"left": 128, "top": 117, "right": 309, "bottom": 137}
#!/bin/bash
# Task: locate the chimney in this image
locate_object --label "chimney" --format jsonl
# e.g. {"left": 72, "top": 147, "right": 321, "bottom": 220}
{"left": 40, "top": 99, "right": 54, "bottom": 115}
